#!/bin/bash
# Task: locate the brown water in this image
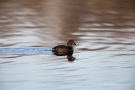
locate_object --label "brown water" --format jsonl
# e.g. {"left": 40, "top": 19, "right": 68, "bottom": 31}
{"left": 0, "top": 0, "right": 135, "bottom": 90}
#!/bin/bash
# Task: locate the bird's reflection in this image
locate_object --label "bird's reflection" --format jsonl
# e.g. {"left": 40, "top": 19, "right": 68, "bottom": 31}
{"left": 52, "top": 40, "right": 76, "bottom": 61}
{"left": 53, "top": 51, "right": 75, "bottom": 61}
{"left": 67, "top": 54, "right": 75, "bottom": 61}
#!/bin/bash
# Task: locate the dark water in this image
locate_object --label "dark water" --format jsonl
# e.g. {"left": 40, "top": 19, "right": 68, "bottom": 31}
{"left": 0, "top": 0, "right": 135, "bottom": 90}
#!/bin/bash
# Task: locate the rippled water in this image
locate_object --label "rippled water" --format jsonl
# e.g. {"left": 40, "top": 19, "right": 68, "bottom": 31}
{"left": 0, "top": 0, "right": 135, "bottom": 90}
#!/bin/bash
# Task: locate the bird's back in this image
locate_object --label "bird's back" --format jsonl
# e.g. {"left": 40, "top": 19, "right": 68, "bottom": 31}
{"left": 52, "top": 45, "right": 73, "bottom": 53}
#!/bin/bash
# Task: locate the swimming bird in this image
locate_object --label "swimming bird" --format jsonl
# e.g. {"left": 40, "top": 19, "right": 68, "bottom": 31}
{"left": 52, "top": 39, "right": 76, "bottom": 55}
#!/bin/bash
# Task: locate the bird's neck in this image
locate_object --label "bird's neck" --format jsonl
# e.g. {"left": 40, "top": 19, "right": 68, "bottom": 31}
{"left": 67, "top": 44, "right": 73, "bottom": 47}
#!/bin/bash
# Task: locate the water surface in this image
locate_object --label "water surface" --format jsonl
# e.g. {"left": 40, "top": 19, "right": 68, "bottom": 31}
{"left": 0, "top": 0, "right": 135, "bottom": 90}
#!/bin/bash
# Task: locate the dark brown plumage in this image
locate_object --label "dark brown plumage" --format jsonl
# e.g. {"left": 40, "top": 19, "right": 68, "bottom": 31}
{"left": 52, "top": 40, "right": 76, "bottom": 54}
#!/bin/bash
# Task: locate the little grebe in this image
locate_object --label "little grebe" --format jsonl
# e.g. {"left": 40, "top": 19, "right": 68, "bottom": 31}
{"left": 52, "top": 40, "right": 76, "bottom": 54}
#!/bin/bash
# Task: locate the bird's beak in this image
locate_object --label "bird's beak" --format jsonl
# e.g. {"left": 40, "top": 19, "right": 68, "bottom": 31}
{"left": 74, "top": 42, "right": 76, "bottom": 45}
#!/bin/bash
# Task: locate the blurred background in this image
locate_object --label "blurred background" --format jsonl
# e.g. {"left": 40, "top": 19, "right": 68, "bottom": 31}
{"left": 0, "top": 0, "right": 135, "bottom": 90}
